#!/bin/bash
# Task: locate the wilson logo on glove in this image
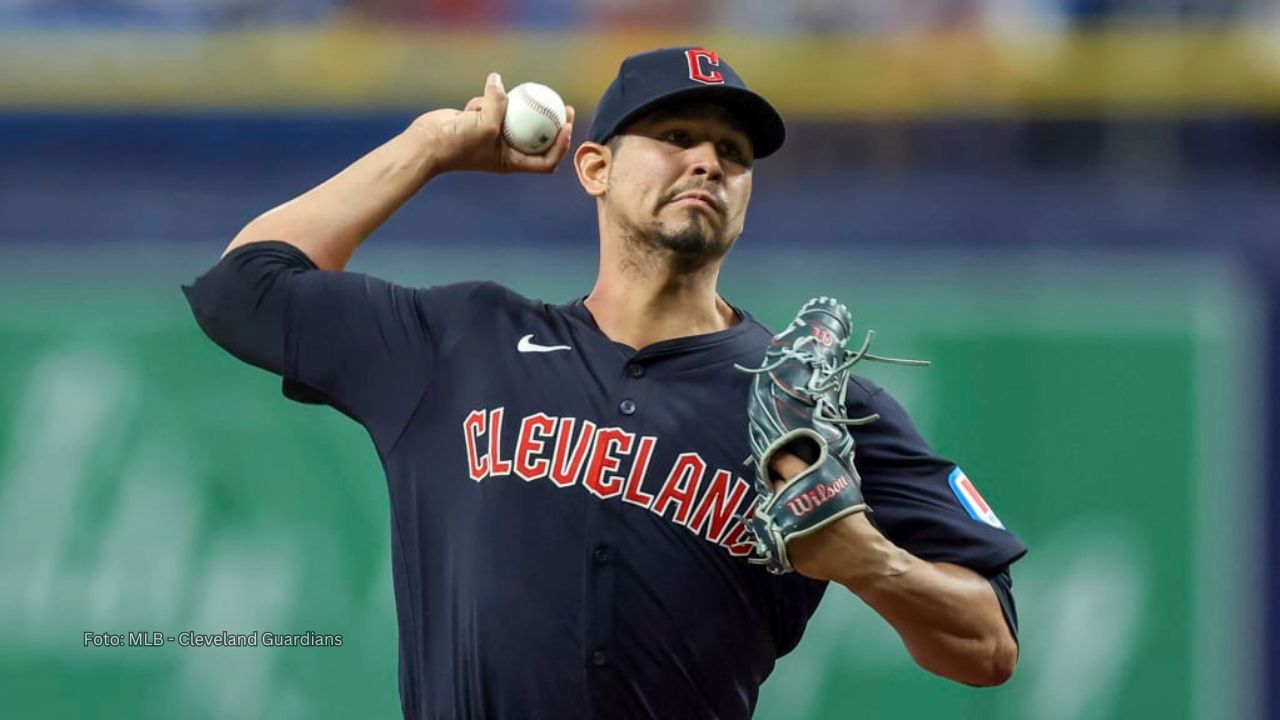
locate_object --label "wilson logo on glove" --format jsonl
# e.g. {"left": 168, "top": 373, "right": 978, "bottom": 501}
{"left": 784, "top": 475, "right": 853, "bottom": 518}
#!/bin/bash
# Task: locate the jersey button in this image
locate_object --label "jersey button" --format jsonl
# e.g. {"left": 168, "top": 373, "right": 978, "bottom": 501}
{"left": 627, "top": 364, "right": 645, "bottom": 378}
{"left": 619, "top": 399, "right": 636, "bottom": 415}
{"left": 591, "top": 650, "right": 609, "bottom": 667}
{"left": 593, "top": 546, "right": 610, "bottom": 564}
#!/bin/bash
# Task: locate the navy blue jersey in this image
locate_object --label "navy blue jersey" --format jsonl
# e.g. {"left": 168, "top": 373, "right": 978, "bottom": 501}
{"left": 184, "top": 242, "right": 1027, "bottom": 720}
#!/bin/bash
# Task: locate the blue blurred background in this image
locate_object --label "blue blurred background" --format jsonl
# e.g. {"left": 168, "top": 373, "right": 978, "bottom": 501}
{"left": 0, "top": 1, "right": 1277, "bottom": 718}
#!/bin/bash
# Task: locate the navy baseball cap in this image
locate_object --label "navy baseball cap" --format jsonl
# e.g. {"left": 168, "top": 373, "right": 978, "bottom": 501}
{"left": 587, "top": 47, "right": 786, "bottom": 159}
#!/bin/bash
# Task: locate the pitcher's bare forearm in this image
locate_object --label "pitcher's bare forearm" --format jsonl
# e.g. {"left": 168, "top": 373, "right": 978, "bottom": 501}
{"left": 224, "top": 126, "right": 443, "bottom": 271}
{"left": 836, "top": 533, "right": 1016, "bottom": 686}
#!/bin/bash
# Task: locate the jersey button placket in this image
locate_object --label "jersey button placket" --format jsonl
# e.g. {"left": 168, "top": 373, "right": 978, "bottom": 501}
{"left": 585, "top": 359, "right": 645, "bottom": 690}
{"left": 618, "top": 359, "right": 647, "bottom": 419}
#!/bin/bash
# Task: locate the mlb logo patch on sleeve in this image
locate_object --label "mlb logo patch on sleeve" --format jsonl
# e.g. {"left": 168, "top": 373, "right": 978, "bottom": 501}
{"left": 948, "top": 468, "right": 1005, "bottom": 529}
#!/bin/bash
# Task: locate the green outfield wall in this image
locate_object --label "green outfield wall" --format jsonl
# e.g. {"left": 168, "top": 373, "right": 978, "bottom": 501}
{"left": 0, "top": 246, "right": 1258, "bottom": 719}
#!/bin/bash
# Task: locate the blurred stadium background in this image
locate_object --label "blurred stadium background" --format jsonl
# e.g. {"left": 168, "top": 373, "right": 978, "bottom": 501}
{"left": 0, "top": 1, "right": 1276, "bottom": 718}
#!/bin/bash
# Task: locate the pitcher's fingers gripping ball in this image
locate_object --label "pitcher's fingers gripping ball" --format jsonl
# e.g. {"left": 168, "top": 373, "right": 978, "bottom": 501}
{"left": 502, "top": 82, "right": 567, "bottom": 155}
{"left": 736, "top": 297, "right": 929, "bottom": 574}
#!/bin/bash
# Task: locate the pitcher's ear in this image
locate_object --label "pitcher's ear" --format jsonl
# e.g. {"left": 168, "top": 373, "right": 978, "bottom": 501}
{"left": 574, "top": 141, "right": 611, "bottom": 198}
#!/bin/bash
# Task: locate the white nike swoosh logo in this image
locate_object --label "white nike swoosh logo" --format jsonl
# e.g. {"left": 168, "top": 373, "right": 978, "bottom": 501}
{"left": 517, "top": 334, "right": 572, "bottom": 353}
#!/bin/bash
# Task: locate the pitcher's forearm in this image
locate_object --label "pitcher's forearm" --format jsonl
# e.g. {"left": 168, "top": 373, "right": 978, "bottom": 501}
{"left": 842, "top": 548, "right": 1017, "bottom": 686}
{"left": 224, "top": 124, "right": 443, "bottom": 270}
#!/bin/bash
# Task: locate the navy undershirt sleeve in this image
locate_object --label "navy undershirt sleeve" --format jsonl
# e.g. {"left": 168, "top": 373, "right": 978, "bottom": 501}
{"left": 988, "top": 569, "right": 1019, "bottom": 642}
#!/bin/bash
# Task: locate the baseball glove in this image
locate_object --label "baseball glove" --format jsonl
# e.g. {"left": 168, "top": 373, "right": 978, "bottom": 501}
{"left": 735, "top": 296, "right": 927, "bottom": 574}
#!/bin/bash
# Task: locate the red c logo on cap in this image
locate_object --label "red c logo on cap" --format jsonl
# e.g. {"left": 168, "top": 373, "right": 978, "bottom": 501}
{"left": 685, "top": 49, "right": 724, "bottom": 85}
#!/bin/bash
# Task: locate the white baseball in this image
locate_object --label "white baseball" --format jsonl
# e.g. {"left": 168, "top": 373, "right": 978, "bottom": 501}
{"left": 502, "top": 82, "right": 567, "bottom": 155}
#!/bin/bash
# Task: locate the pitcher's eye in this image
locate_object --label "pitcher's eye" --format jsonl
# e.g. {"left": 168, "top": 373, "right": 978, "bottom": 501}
{"left": 718, "top": 140, "right": 748, "bottom": 165}
{"left": 662, "top": 129, "right": 694, "bottom": 148}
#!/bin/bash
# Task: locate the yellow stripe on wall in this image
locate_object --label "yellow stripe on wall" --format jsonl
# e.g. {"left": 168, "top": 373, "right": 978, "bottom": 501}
{"left": 3, "top": 25, "right": 1279, "bottom": 117}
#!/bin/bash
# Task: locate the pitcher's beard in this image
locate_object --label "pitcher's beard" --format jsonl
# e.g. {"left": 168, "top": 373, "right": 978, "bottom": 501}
{"left": 623, "top": 211, "right": 735, "bottom": 272}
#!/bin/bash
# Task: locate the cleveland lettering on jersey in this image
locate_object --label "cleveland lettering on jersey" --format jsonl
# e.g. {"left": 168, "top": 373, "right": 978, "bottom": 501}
{"left": 463, "top": 407, "right": 756, "bottom": 556}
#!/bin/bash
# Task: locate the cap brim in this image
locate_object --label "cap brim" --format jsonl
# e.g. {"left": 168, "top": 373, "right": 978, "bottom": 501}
{"left": 609, "top": 85, "right": 786, "bottom": 160}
